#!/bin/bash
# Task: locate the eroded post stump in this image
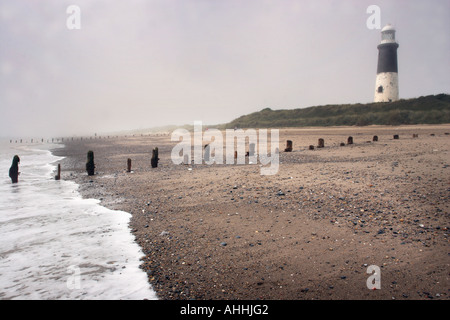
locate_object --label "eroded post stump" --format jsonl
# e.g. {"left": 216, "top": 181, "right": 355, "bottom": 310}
{"left": 317, "top": 138, "right": 324, "bottom": 148}
{"left": 204, "top": 144, "right": 210, "bottom": 163}
{"left": 86, "top": 151, "right": 95, "bottom": 176}
{"left": 9, "top": 155, "right": 20, "bottom": 183}
{"left": 151, "top": 147, "right": 159, "bottom": 168}
{"left": 127, "top": 158, "right": 132, "bottom": 172}
{"left": 249, "top": 143, "right": 256, "bottom": 157}
{"left": 284, "top": 140, "right": 293, "bottom": 152}
{"left": 55, "top": 164, "right": 61, "bottom": 180}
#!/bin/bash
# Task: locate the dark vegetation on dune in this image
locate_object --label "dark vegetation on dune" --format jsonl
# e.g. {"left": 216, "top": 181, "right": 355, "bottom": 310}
{"left": 215, "top": 94, "right": 450, "bottom": 129}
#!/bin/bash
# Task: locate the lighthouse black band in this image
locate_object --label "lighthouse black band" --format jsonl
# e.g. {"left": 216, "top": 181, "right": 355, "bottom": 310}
{"left": 376, "top": 42, "right": 399, "bottom": 74}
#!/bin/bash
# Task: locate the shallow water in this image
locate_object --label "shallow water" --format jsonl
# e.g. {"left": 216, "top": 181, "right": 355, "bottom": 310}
{"left": 0, "top": 141, "right": 157, "bottom": 300}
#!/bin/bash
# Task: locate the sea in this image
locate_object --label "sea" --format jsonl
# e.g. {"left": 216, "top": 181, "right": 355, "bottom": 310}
{"left": 0, "top": 140, "right": 157, "bottom": 300}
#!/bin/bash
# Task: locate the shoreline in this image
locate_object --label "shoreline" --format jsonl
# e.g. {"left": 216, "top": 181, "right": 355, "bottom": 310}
{"left": 0, "top": 142, "right": 157, "bottom": 300}
{"left": 52, "top": 125, "right": 450, "bottom": 300}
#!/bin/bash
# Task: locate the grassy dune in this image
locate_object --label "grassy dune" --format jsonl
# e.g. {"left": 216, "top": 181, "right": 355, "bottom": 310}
{"left": 218, "top": 94, "right": 450, "bottom": 129}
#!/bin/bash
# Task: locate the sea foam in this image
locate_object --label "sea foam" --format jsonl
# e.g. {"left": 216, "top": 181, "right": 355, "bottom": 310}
{"left": 0, "top": 141, "right": 156, "bottom": 300}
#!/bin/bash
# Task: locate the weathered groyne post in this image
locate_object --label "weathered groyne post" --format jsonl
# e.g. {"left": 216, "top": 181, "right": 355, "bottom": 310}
{"left": 347, "top": 136, "right": 353, "bottom": 145}
{"left": 55, "top": 164, "right": 61, "bottom": 180}
{"left": 151, "top": 147, "right": 159, "bottom": 168}
{"left": 284, "top": 140, "right": 293, "bottom": 152}
{"left": 127, "top": 158, "right": 132, "bottom": 172}
{"left": 204, "top": 144, "right": 210, "bottom": 163}
{"left": 9, "top": 155, "right": 20, "bottom": 183}
{"left": 317, "top": 138, "right": 325, "bottom": 148}
{"left": 86, "top": 151, "right": 95, "bottom": 176}
{"left": 373, "top": 135, "right": 378, "bottom": 142}
{"left": 249, "top": 143, "right": 256, "bottom": 157}
{"left": 183, "top": 154, "right": 189, "bottom": 165}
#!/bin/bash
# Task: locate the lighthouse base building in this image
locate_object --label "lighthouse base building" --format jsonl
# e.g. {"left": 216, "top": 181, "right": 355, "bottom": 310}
{"left": 374, "top": 24, "right": 399, "bottom": 102}
{"left": 374, "top": 72, "right": 399, "bottom": 102}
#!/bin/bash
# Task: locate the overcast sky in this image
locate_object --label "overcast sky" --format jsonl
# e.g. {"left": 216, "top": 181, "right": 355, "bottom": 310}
{"left": 1, "top": 0, "right": 449, "bottom": 137}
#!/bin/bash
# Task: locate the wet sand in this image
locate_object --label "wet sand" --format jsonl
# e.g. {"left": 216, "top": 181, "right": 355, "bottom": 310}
{"left": 53, "top": 125, "right": 449, "bottom": 300}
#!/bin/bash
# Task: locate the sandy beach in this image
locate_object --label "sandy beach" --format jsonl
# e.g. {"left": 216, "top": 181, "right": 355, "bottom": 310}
{"left": 52, "top": 124, "right": 449, "bottom": 300}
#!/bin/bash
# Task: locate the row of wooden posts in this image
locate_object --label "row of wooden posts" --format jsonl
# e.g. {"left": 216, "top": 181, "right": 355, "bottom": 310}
{"left": 28, "top": 148, "right": 161, "bottom": 182}
{"left": 84, "top": 148, "right": 159, "bottom": 177}
{"left": 10, "top": 132, "right": 447, "bottom": 184}
{"left": 9, "top": 133, "right": 171, "bottom": 144}
{"left": 9, "top": 132, "right": 448, "bottom": 145}
{"left": 283, "top": 133, "right": 429, "bottom": 152}
{"left": 83, "top": 132, "right": 445, "bottom": 176}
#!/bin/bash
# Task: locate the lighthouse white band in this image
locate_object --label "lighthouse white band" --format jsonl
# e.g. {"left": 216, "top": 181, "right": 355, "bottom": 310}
{"left": 374, "top": 72, "right": 399, "bottom": 102}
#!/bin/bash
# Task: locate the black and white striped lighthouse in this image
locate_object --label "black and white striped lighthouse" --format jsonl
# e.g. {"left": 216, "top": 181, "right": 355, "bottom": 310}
{"left": 374, "top": 24, "right": 399, "bottom": 102}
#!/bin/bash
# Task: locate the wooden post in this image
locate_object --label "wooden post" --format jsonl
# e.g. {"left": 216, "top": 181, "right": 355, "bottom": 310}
{"left": 393, "top": 135, "right": 399, "bottom": 140}
{"left": 284, "top": 140, "right": 293, "bottom": 152}
{"left": 151, "top": 147, "right": 159, "bottom": 168}
{"left": 373, "top": 135, "right": 378, "bottom": 142}
{"left": 317, "top": 138, "right": 324, "bottom": 148}
{"left": 55, "top": 164, "right": 61, "bottom": 180}
{"left": 9, "top": 155, "right": 20, "bottom": 183}
{"left": 127, "top": 158, "right": 132, "bottom": 172}
{"left": 347, "top": 136, "right": 353, "bottom": 145}
{"left": 204, "top": 144, "right": 210, "bottom": 163}
{"left": 86, "top": 151, "right": 95, "bottom": 176}
{"left": 249, "top": 143, "right": 256, "bottom": 156}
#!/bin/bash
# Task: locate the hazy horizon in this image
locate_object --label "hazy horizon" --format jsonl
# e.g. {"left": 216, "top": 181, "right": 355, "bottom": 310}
{"left": 1, "top": 0, "right": 449, "bottom": 138}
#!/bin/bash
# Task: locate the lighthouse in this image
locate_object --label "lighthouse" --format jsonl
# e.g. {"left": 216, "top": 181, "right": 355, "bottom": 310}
{"left": 374, "top": 24, "right": 399, "bottom": 102}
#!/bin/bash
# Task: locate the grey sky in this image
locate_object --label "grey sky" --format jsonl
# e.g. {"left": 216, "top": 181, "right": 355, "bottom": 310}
{"left": 1, "top": 0, "right": 449, "bottom": 137}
